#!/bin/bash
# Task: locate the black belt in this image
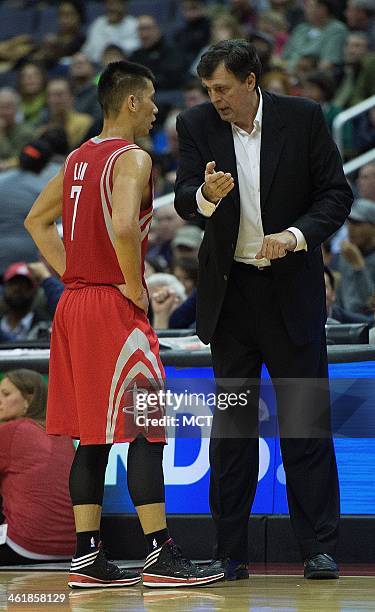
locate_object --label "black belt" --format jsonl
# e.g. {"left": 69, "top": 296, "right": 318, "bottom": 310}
{"left": 233, "top": 261, "right": 273, "bottom": 274}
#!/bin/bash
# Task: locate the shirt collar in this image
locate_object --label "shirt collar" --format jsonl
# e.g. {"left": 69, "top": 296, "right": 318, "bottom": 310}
{"left": 254, "top": 89, "right": 263, "bottom": 131}
{"left": 232, "top": 89, "right": 263, "bottom": 135}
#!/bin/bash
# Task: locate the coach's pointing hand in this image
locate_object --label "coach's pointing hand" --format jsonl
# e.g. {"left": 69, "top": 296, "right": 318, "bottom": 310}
{"left": 202, "top": 161, "right": 234, "bottom": 204}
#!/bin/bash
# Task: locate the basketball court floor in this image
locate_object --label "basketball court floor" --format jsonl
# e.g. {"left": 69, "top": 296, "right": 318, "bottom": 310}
{"left": 1, "top": 564, "right": 375, "bottom": 611}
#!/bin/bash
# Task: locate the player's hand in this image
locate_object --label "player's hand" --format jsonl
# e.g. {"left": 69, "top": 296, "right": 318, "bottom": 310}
{"left": 340, "top": 240, "right": 365, "bottom": 270}
{"left": 202, "top": 161, "right": 234, "bottom": 204}
{"left": 116, "top": 284, "right": 149, "bottom": 314}
{"left": 255, "top": 230, "right": 297, "bottom": 260}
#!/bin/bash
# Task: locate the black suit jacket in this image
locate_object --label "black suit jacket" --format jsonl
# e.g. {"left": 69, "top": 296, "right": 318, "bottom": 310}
{"left": 174, "top": 92, "right": 353, "bottom": 345}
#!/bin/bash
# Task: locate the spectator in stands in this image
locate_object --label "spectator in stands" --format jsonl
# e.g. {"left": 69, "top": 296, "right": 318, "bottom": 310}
{"left": 345, "top": 0, "right": 375, "bottom": 48}
{"left": 228, "top": 0, "right": 257, "bottom": 33}
{"left": 182, "top": 78, "right": 209, "bottom": 108}
{"left": 0, "top": 132, "right": 64, "bottom": 276}
{"left": 55, "top": 1, "right": 86, "bottom": 59}
{"left": 28, "top": 262, "right": 64, "bottom": 316}
{"left": 32, "top": 1, "right": 86, "bottom": 70}
{"left": 161, "top": 109, "right": 182, "bottom": 186}
{"left": 247, "top": 31, "right": 274, "bottom": 74}
{"left": 300, "top": 70, "right": 341, "bottom": 130}
{"left": 0, "top": 34, "right": 34, "bottom": 71}
{"left": 331, "top": 163, "right": 375, "bottom": 255}
{"left": 350, "top": 51, "right": 375, "bottom": 104}
{"left": 147, "top": 274, "right": 186, "bottom": 329}
{"left": 322, "top": 239, "right": 334, "bottom": 266}
{"left": 70, "top": 53, "right": 102, "bottom": 121}
{"left": 17, "top": 62, "right": 47, "bottom": 127}
{"left": 171, "top": 225, "right": 203, "bottom": 261}
{"left": 368, "top": 293, "right": 375, "bottom": 342}
{"left": 336, "top": 199, "right": 375, "bottom": 315}
{"left": 147, "top": 203, "right": 185, "bottom": 270}
{"left": 324, "top": 265, "right": 371, "bottom": 323}
{"left": 172, "top": 256, "right": 199, "bottom": 297}
{"left": 38, "top": 78, "right": 93, "bottom": 150}
{"left": 0, "top": 88, "right": 33, "bottom": 171}
{"left": 333, "top": 32, "right": 370, "bottom": 108}
{"left": 270, "top": 0, "right": 305, "bottom": 32}
{"left": 82, "top": 0, "right": 140, "bottom": 64}
{"left": 129, "top": 15, "right": 185, "bottom": 90}
{"left": 357, "top": 162, "right": 375, "bottom": 202}
{"left": 0, "top": 329, "right": 12, "bottom": 343}
{"left": 174, "top": 0, "right": 211, "bottom": 70}
{"left": 0, "top": 263, "right": 52, "bottom": 341}
{"left": 261, "top": 69, "right": 291, "bottom": 93}
{"left": 101, "top": 43, "right": 128, "bottom": 67}
{"left": 352, "top": 106, "right": 375, "bottom": 154}
{"left": 0, "top": 369, "right": 75, "bottom": 564}
{"left": 282, "top": 0, "right": 348, "bottom": 70}
{"left": 257, "top": 10, "right": 289, "bottom": 56}
{"left": 191, "top": 13, "right": 244, "bottom": 75}
{"left": 291, "top": 53, "right": 319, "bottom": 85}
{"left": 169, "top": 289, "right": 197, "bottom": 329}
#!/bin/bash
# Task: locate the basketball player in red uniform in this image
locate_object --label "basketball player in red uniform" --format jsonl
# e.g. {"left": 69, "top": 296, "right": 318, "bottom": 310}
{"left": 25, "top": 61, "right": 223, "bottom": 589}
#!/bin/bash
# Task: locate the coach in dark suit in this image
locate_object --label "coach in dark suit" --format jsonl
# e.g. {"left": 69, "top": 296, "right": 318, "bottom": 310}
{"left": 174, "top": 40, "right": 353, "bottom": 580}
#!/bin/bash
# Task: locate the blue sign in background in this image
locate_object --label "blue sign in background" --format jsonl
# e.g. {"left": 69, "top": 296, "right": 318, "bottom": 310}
{"left": 103, "top": 361, "right": 375, "bottom": 515}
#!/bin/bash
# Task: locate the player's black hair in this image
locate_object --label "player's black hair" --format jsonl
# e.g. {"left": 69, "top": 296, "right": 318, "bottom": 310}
{"left": 197, "top": 39, "right": 262, "bottom": 86}
{"left": 98, "top": 60, "right": 155, "bottom": 118}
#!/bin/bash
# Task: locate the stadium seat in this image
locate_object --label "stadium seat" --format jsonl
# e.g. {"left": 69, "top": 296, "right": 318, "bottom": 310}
{"left": 326, "top": 323, "right": 370, "bottom": 345}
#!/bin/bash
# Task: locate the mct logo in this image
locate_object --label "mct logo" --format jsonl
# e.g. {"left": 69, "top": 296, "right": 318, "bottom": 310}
{"left": 105, "top": 437, "right": 272, "bottom": 486}
{"left": 103, "top": 382, "right": 286, "bottom": 514}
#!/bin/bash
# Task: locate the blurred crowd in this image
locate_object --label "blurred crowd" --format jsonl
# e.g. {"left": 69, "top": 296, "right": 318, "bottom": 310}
{"left": 0, "top": 0, "right": 374, "bottom": 342}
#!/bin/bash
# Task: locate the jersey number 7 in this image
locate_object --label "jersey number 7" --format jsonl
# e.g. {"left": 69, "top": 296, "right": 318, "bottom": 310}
{"left": 70, "top": 185, "right": 82, "bottom": 240}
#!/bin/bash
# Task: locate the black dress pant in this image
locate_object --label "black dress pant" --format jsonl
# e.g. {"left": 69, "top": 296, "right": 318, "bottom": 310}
{"left": 209, "top": 262, "right": 340, "bottom": 562}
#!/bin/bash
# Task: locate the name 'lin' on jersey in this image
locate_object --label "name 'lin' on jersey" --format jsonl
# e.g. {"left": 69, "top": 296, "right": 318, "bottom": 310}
{"left": 61, "top": 138, "right": 153, "bottom": 289}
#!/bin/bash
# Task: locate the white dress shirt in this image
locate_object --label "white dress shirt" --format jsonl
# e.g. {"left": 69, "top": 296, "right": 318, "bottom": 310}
{"left": 196, "top": 91, "right": 307, "bottom": 266}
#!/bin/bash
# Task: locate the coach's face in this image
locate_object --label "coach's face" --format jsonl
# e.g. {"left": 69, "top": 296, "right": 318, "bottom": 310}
{"left": 201, "top": 62, "right": 257, "bottom": 131}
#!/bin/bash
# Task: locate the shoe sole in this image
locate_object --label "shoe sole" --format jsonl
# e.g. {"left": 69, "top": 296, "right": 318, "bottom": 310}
{"left": 305, "top": 571, "right": 339, "bottom": 580}
{"left": 142, "top": 571, "right": 225, "bottom": 588}
{"left": 68, "top": 573, "right": 142, "bottom": 588}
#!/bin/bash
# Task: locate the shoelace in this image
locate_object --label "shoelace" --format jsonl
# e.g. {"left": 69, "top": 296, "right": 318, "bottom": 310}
{"left": 95, "top": 548, "right": 119, "bottom": 574}
{"left": 169, "top": 543, "right": 195, "bottom": 570}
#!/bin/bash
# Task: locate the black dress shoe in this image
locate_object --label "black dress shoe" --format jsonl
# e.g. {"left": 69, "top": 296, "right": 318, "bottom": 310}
{"left": 304, "top": 554, "right": 339, "bottom": 579}
{"left": 207, "top": 558, "right": 249, "bottom": 581}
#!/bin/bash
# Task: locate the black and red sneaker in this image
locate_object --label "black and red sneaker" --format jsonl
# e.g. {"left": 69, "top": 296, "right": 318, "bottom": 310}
{"left": 142, "top": 539, "right": 225, "bottom": 588}
{"left": 68, "top": 547, "right": 141, "bottom": 588}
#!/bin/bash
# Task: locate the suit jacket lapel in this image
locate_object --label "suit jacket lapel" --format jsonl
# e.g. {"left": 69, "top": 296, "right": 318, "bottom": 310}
{"left": 260, "top": 91, "right": 286, "bottom": 211}
{"left": 207, "top": 115, "right": 240, "bottom": 212}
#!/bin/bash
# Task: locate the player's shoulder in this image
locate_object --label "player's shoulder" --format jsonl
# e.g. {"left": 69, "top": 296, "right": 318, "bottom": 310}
{"left": 117, "top": 145, "right": 152, "bottom": 165}
{"left": 113, "top": 145, "right": 152, "bottom": 178}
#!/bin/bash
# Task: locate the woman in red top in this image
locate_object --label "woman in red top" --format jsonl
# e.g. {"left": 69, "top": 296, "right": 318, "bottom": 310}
{"left": 0, "top": 369, "right": 75, "bottom": 564}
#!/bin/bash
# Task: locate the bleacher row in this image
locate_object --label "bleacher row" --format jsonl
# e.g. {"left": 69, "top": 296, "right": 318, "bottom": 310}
{"left": 0, "top": 0, "right": 191, "bottom": 42}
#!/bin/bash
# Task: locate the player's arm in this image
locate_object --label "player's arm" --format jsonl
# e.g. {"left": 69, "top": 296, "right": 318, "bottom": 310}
{"left": 24, "top": 167, "right": 66, "bottom": 277}
{"left": 112, "top": 149, "right": 151, "bottom": 312}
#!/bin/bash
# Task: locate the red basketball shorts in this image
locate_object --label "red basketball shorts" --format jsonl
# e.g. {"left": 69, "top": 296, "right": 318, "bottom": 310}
{"left": 46, "top": 285, "right": 166, "bottom": 445}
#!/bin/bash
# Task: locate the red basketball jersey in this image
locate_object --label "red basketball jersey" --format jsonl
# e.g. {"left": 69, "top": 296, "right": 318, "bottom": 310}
{"left": 62, "top": 137, "right": 153, "bottom": 288}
